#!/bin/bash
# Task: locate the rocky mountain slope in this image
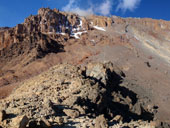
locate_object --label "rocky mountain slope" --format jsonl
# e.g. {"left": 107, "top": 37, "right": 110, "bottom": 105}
{"left": 0, "top": 8, "right": 170, "bottom": 127}
{"left": 0, "top": 62, "right": 165, "bottom": 128}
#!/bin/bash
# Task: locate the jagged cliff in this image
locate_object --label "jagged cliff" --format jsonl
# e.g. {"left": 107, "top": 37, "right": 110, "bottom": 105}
{"left": 0, "top": 8, "right": 113, "bottom": 50}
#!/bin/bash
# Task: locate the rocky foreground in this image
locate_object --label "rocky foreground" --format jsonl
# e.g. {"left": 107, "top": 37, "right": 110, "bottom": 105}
{"left": 0, "top": 62, "right": 169, "bottom": 128}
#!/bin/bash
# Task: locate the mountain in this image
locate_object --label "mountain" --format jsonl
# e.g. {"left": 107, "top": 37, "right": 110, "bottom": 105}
{"left": 0, "top": 8, "right": 170, "bottom": 128}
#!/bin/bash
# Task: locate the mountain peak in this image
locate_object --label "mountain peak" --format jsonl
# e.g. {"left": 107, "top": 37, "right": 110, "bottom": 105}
{"left": 0, "top": 8, "right": 170, "bottom": 127}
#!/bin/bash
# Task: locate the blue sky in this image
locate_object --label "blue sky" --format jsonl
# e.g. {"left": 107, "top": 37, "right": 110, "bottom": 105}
{"left": 0, "top": 0, "right": 169, "bottom": 27}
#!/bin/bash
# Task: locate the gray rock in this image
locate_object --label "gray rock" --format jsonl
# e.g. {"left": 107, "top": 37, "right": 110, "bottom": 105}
{"left": 86, "top": 63, "right": 108, "bottom": 84}
{"left": 63, "top": 109, "right": 80, "bottom": 119}
{"left": 73, "top": 105, "right": 86, "bottom": 115}
{"left": 55, "top": 116, "right": 64, "bottom": 125}
{"left": 40, "top": 117, "right": 51, "bottom": 128}
{"left": 11, "top": 115, "right": 29, "bottom": 128}
{"left": 95, "top": 115, "right": 108, "bottom": 128}
{"left": 43, "top": 98, "right": 53, "bottom": 108}
{"left": 113, "top": 115, "right": 123, "bottom": 122}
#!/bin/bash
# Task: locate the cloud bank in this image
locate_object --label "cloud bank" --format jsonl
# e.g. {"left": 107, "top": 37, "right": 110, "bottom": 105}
{"left": 62, "top": 0, "right": 94, "bottom": 16}
{"left": 62, "top": 0, "right": 141, "bottom": 16}
{"left": 62, "top": 0, "right": 112, "bottom": 16}
{"left": 117, "top": 0, "right": 141, "bottom": 12}
{"left": 97, "top": 0, "right": 112, "bottom": 16}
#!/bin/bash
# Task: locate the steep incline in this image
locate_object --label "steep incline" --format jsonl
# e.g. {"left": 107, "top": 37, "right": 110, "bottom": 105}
{"left": 0, "top": 8, "right": 170, "bottom": 125}
{"left": 0, "top": 62, "right": 166, "bottom": 128}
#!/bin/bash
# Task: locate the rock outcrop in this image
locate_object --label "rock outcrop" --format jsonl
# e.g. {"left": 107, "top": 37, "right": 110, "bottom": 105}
{"left": 0, "top": 8, "right": 114, "bottom": 51}
{"left": 0, "top": 62, "right": 162, "bottom": 128}
{"left": 0, "top": 8, "right": 80, "bottom": 60}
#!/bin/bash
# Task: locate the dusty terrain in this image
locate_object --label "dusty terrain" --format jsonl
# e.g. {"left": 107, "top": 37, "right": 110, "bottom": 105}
{"left": 0, "top": 62, "right": 164, "bottom": 128}
{"left": 0, "top": 8, "right": 170, "bottom": 127}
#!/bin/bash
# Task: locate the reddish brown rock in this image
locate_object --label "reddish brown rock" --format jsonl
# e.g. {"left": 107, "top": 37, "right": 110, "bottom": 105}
{"left": 88, "top": 15, "right": 114, "bottom": 27}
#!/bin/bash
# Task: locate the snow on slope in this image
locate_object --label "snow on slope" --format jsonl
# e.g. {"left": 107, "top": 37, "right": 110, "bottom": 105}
{"left": 93, "top": 26, "right": 106, "bottom": 31}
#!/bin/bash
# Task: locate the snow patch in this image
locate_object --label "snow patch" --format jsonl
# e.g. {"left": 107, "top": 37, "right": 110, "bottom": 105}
{"left": 56, "top": 32, "right": 66, "bottom": 36}
{"left": 70, "top": 18, "right": 87, "bottom": 39}
{"left": 60, "top": 33, "right": 66, "bottom": 36}
{"left": 160, "top": 24, "right": 165, "bottom": 29}
{"left": 71, "top": 31, "right": 87, "bottom": 39}
{"left": 93, "top": 26, "right": 106, "bottom": 31}
{"left": 79, "top": 20, "right": 83, "bottom": 27}
{"left": 43, "top": 17, "right": 86, "bottom": 39}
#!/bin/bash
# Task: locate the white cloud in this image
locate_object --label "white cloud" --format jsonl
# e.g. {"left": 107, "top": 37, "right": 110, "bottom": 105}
{"left": 62, "top": 0, "right": 112, "bottom": 16}
{"left": 97, "top": 0, "right": 112, "bottom": 16}
{"left": 117, "top": 0, "right": 141, "bottom": 12}
{"left": 71, "top": 7, "right": 94, "bottom": 16}
{"left": 62, "top": 0, "right": 75, "bottom": 12}
{"left": 62, "top": 0, "right": 94, "bottom": 16}
{"left": 62, "top": 0, "right": 141, "bottom": 16}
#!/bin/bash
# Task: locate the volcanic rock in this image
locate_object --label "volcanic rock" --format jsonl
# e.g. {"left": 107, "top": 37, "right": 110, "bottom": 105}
{"left": 95, "top": 115, "right": 108, "bottom": 128}
{"left": 0, "top": 6, "right": 170, "bottom": 128}
{"left": 11, "top": 115, "right": 29, "bottom": 128}
{"left": 113, "top": 115, "right": 123, "bottom": 122}
{"left": 40, "top": 117, "right": 51, "bottom": 128}
{"left": 55, "top": 116, "right": 64, "bottom": 125}
{"left": 63, "top": 109, "right": 80, "bottom": 119}
{"left": 0, "top": 110, "right": 6, "bottom": 122}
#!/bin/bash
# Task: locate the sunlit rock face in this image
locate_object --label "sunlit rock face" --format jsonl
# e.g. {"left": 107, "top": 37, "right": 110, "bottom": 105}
{"left": 0, "top": 8, "right": 115, "bottom": 50}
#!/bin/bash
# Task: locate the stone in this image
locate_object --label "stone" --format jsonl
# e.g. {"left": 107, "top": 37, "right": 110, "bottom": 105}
{"left": 73, "top": 105, "right": 86, "bottom": 115}
{"left": 62, "top": 96, "right": 79, "bottom": 106}
{"left": 0, "top": 110, "right": 6, "bottom": 122}
{"left": 40, "top": 117, "right": 51, "bottom": 128}
{"left": 113, "top": 115, "right": 123, "bottom": 122}
{"left": 82, "top": 123, "right": 88, "bottom": 128}
{"left": 90, "top": 124, "right": 95, "bottom": 128}
{"left": 132, "top": 103, "right": 142, "bottom": 115}
{"left": 28, "top": 120, "right": 38, "bottom": 128}
{"left": 63, "top": 109, "right": 80, "bottom": 119}
{"left": 43, "top": 98, "right": 53, "bottom": 108}
{"left": 95, "top": 115, "right": 108, "bottom": 128}
{"left": 86, "top": 63, "right": 108, "bottom": 84}
{"left": 11, "top": 115, "right": 29, "bottom": 128}
{"left": 55, "top": 117, "right": 64, "bottom": 125}
{"left": 63, "top": 116, "right": 69, "bottom": 123}
{"left": 145, "top": 61, "right": 151, "bottom": 67}
{"left": 3, "top": 120, "right": 7, "bottom": 126}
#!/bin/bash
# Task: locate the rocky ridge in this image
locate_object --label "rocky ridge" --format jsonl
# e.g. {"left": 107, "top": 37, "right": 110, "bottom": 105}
{"left": 0, "top": 62, "right": 165, "bottom": 128}
{"left": 0, "top": 8, "right": 114, "bottom": 50}
{"left": 0, "top": 8, "right": 115, "bottom": 89}
{"left": 0, "top": 7, "right": 170, "bottom": 127}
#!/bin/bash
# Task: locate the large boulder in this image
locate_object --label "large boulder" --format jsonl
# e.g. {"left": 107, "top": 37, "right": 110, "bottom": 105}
{"left": 95, "top": 115, "right": 108, "bottom": 128}
{"left": 11, "top": 115, "right": 29, "bottom": 128}
{"left": 63, "top": 109, "right": 80, "bottom": 119}
{"left": 0, "top": 110, "right": 6, "bottom": 122}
